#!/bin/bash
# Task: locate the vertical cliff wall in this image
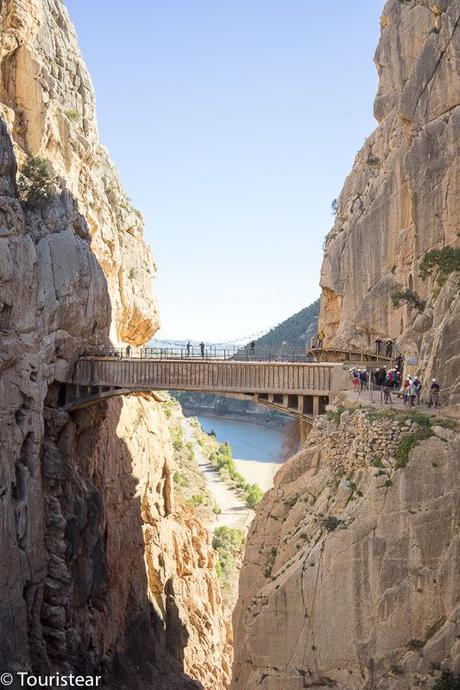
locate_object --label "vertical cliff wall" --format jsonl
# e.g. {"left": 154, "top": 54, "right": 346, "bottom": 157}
{"left": 0, "top": 1, "right": 230, "bottom": 688}
{"left": 232, "top": 408, "right": 460, "bottom": 690}
{"left": 319, "top": 0, "right": 460, "bottom": 401}
{"left": 233, "top": 2, "right": 460, "bottom": 688}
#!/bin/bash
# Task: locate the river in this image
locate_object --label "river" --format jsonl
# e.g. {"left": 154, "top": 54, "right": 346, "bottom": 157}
{"left": 198, "top": 416, "right": 292, "bottom": 491}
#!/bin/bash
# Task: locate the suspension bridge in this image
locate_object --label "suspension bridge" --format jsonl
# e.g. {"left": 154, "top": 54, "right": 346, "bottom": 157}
{"left": 61, "top": 347, "right": 350, "bottom": 421}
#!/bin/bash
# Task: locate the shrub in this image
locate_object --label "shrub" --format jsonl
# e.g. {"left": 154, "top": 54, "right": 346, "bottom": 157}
{"left": 321, "top": 516, "right": 343, "bottom": 532}
{"left": 327, "top": 405, "right": 346, "bottom": 423}
{"left": 407, "top": 638, "right": 424, "bottom": 650}
{"left": 189, "top": 493, "right": 204, "bottom": 507}
{"left": 433, "top": 670, "right": 460, "bottom": 690}
{"left": 213, "top": 526, "right": 245, "bottom": 589}
{"left": 395, "top": 436, "right": 418, "bottom": 469}
{"left": 246, "top": 484, "right": 263, "bottom": 509}
{"left": 391, "top": 287, "right": 425, "bottom": 312}
{"left": 63, "top": 108, "right": 80, "bottom": 122}
{"left": 419, "top": 246, "right": 460, "bottom": 287}
{"left": 17, "top": 156, "right": 54, "bottom": 208}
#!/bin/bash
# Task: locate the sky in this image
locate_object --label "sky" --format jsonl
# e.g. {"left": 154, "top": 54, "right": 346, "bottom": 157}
{"left": 65, "top": 0, "right": 384, "bottom": 344}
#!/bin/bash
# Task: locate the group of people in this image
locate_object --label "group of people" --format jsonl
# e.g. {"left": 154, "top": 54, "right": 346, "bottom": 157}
{"left": 351, "top": 363, "right": 441, "bottom": 408}
{"left": 186, "top": 341, "right": 206, "bottom": 357}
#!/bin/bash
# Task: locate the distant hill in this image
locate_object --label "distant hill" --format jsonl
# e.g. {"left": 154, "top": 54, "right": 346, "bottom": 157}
{"left": 252, "top": 299, "right": 320, "bottom": 352}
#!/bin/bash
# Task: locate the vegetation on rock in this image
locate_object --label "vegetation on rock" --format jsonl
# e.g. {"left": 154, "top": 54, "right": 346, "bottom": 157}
{"left": 17, "top": 155, "right": 55, "bottom": 208}
{"left": 213, "top": 526, "right": 245, "bottom": 591}
{"left": 419, "top": 246, "right": 460, "bottom": 288}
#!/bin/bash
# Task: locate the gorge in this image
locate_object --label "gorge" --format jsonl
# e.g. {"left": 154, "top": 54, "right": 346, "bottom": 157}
{"left": 0, "top": 1, "right": 459, "bottom": 690}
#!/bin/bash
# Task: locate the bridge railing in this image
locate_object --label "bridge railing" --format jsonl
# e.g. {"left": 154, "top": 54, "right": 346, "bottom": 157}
{"left": 81, "top": 346, "right": 314, "bottom": 363}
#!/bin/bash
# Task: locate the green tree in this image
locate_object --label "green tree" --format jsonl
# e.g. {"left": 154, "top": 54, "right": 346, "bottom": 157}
{"left": 17, "top": 156, "right": 54, "bottom": 207}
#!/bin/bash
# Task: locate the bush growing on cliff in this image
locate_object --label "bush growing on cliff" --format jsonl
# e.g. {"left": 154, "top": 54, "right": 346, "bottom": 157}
{"left": 391, "top": 287, "right": 425, "bottom": 312}
{"left": 433, "top": 670, "right": 460, "bottom": 690}
{"left": 17, "top": 156, "right": 55, "bottom": 208}
{"left": 213, "top": 526, "right": 245, "bottom": 590}
{"left": 246, "top": 484, "right": 263, "bottom": 509}
{"left": 419, "top": 246, "right": 460, "bottom": 288}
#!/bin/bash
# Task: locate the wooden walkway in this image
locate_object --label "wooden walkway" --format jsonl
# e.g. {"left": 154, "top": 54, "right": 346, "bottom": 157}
{"left": 65, "top": 357, "right": 349, "bottom": 420}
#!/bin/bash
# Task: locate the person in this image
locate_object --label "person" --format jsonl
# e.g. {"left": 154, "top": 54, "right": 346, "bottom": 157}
{"left": 186, "top": 341, "right": 191, "bottom": 356}
{"left": 395, "top": 354, "right": 404, "bottom": 372}
{"left": 386, "top": 339, "right": 394, "bottom": 358}
{"left": 402, "top": 377, "right": 411, "bottom": 405}
{"left": 360, "top": 368, "right": 368, "bottom": 391}
{"left": 413, "top": 377, "right": 422, "bottom": 405}
{"left": 317, "top": 330, "right": 325, "bottom": 350}
{"left": 407, "top": 378, "right": 417, "bottom": 407}
{"left": 384, "top": 370, "right": 393, "bottom": 404}
{"left": 250, "top": 341, "right": 255, "bottom": 356}
{"left": 351, "top": 368, "right": 360, "bottom": 391}
{"left": 375, "top": 338, "right": 382, "bottom": 356}
{"left": 126, "top": 344, "right": 132, "bottom": 358}
{"left": 200, "top": 341, "right": 205, "bottom": 359}
{"left": 429, "top": 379, "right": 440, "bottom": 408}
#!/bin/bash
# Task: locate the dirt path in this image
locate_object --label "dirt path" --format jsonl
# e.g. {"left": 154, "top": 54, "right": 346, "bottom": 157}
{"left": 183, "top": 420, "right": 254, "bottom": 530}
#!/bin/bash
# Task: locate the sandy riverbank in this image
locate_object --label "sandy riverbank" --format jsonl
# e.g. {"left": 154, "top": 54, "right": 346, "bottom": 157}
{"left": 234, "top": 459, "right": 283, "bottom": 492}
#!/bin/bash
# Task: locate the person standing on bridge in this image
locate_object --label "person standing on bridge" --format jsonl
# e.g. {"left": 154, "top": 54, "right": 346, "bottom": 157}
{"left": 186, "top": 341, "right": 191, "bottom": 356}
{"left": 375, "top": 337, "right": 382, "bottom": 356}
{"left": 317, "top": 330, "right": 325, "bottom": 350}
{"left": 200, "top": 341, "right": 205, "bottom": 358}
{"left": 126, "top": 344, "right": 132, "bottom": 358}
{"left": 386, "top": 339, "right": 394, "bottom": 358}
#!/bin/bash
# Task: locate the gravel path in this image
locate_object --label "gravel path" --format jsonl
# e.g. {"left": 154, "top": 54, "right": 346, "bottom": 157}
{"left": 183, "top": 419, "right": 254, "bottom": 530}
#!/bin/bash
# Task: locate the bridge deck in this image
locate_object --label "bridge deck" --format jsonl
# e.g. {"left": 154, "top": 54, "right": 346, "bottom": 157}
{"left": 73, "top": 357, "right": 341, "bottom": 396}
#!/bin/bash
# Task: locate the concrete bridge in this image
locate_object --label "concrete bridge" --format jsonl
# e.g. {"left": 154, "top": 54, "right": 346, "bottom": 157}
{"left": 64, "top": 354, "right": 349, "bottom": 421}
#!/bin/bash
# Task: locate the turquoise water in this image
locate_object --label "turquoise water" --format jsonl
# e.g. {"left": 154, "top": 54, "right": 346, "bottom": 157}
{"left": 198, "top": 416, "right": 287, "bottom": 463}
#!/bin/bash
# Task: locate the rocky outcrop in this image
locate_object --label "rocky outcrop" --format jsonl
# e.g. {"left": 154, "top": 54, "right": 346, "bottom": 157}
{"left": 232, "top": 407, "right": 460, "bottom": 689}
{"left": 319, "top": 0, "right": 460, "bottom": 402}
{"left": 0, "top": 1, "right": 230, "bottom": 688}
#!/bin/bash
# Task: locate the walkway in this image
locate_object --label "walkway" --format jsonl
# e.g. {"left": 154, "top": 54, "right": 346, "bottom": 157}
{"left": 183, "top": 419, "right": 254, "bottom": 530}
{"left": 66, "top": 356, "right": 349, "bottom": 420}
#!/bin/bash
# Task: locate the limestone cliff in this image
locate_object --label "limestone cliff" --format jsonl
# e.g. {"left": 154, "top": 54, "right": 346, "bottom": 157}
{"left": 0, "top": 1, "right": 230, "bottom": 688}
{"left": 319, "top": 0, "right": 460, "bottom": 402}
{"left": 232, "top": 406, "right": 460, "bottom": 689}
{"left": 233, "top": 3, "right": 460, "bottom": 688}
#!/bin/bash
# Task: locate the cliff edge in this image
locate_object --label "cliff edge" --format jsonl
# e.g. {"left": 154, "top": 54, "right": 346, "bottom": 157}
{"left": 0, "top": 1, "right": 230, "bottom": 688}
{"left": 319, "top": 0, "right": 460, "bottom": 402}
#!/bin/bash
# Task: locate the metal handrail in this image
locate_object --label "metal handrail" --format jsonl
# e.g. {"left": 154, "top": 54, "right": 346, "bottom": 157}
{"left": 80, "top": 346, "right": 315, "bottom": 363}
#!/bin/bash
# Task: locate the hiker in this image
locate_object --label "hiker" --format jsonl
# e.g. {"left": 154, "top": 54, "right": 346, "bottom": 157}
{"left": 386, "top": 339, "right": 394, "bottom": 358}
{"left": 413, "top": 377, "right": 422, "bottom": 404}
{"left": 200, "top": 341, "right": 205, "bottom": 359}
{"left": 375, "top": 337, "right": 382, "bottom": 356}
{"left": 429, "top": 379, "right": 440, "bottom": 408}
{"left": 317, "top": 330, "right": 325, "bottom": 350}
{"left": 402, "top": 377, "right": 411, "bottom": 405}
{"left": 186, "top": 341, "right": 192, "bottom": 356}
{"left": 407, "top": 378, "right": 417, "bottom": 407}
{"left": 395, "top": 354, "right": 404, "bottom": 372}
{"left": 250, "top": 341, "right": 255, "bottom": 356}
{"left": 126, "top": 344, "right": 132, "bottom": 358}
{"left": 351, "top": 368, "right": 360, "bottom": 391}
{"left": 383, "top": 370, "right": 393, "bottom": 404}
{"left": 360, "top": 368, "right": 368, "bottom": 391}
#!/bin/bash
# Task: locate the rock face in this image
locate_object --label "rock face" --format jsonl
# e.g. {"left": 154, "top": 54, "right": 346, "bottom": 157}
{"left": 232, "top": 407, "right": 460, "bottom": 689}
{"left": 233, "top": 3, "right": 460, "bottom": 688}
{"left": 319, "top": 0, "right": 460, "bottom": 402}
{"left": 0, "top": 1, "right": 230, "bottom": 688}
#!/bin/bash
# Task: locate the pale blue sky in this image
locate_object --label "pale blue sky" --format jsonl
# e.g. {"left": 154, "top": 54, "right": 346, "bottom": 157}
{"left": 66, "top": 0, "right": 384, "bottom": 343}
